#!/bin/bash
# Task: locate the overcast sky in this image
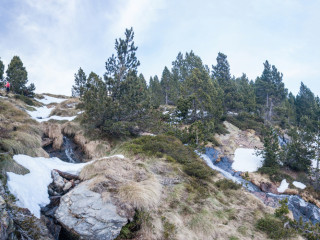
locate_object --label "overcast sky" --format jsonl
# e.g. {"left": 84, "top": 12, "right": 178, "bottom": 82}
{"left": 0, "top": 0, "right": 319, "bottom": 96}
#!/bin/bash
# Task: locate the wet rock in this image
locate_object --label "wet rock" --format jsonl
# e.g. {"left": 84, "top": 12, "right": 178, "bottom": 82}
{"left": 252, "top": 192, "right": 280, "bottom": 208}
{"left": 63, "top": 181, "right": 73, "bottom": 192}
{"left": 42, "top": 137, "right": 53, "bottom": 147}
{"left": 55, "top": 179, "right": 128, "bottom": 240}
{"left": 51, "top": 169, "right": 65, "bottom": 191}
{"left": 260, "top": 182, "right": 279, "bottom": 194}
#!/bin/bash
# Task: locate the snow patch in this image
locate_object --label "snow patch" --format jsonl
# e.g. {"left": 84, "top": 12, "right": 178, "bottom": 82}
{"left": 35, "top": 95, "right": 67, "bottom": 105}
{"left": 6, "top": 154, "right": 125, "bottom": 218}
{"left": 232, "top": 148, "right": 263, "bottom": 172}
{"left": 293, "top": 181, "right": 306, "bottom": 189}
{"left": 27, "top": 106, "right": 76, "bottom": 122}
{"left": 7, "top": 155, "right": 90, "bottom": 218}
{"left": 277, "top": 179, "right": 289, "bottom": 193}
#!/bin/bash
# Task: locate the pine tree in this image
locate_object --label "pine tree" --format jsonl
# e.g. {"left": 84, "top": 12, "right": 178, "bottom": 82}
{"left": 255, "top": 61, "right": 287, "bottom": 122}
{"left": 259, "top": 127, "right": 282, "bottom": 168}
{"left": 6, "top": 56, "right": 35, "bottom": 96}
{"left": 295, "top": 82, "right": 318, "bottom": 129}
{"left": 105, "top": 27, "right": 140, "bottom": 101}
{"left": 72, "top": 67, "right": 87, "bottom": 97}
{"left": 284, "top": 127, "right": 313, "bottom": 172}
{"left": 149, "top": 75, "right": 162, "bottom": 108}
{"left": 212, "top": 52, "right": 231, "bottom": 84}
{"left": 160, "top": 66, "right": 176, "bottom": 105}
{"left": 0, "top": 58, "right": 4, "bottom": 83}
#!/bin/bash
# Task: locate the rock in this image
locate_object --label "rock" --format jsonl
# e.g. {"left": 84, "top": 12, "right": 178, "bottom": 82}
{"left": 63, "top": 181, "right": 73, "bottom": 192}
{"left": 260, "top": 182, "right": 279, "bottom": 194}
{"left": 51, "top": 170, "right": 65, "bottom": 191}
{"left": 54, "top": 169, "right": 80, "bottom": 181}
{"left": 55, "top": 179, "right": 128, "bottom": 240}
{"left": 252, "top": 192, "right": 280, "bottom": 208}
{"left": 42, "top": 137, "right": 53, "bottom": 147}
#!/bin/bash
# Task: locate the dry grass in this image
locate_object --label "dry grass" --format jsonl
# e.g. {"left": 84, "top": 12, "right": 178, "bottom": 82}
{"left": 118, "top": 176, "right": 161, "bottom": 210}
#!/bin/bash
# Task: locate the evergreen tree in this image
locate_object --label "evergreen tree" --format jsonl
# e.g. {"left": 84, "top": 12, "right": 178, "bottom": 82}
{"left": 83, "top": 28, "right": 147, "bottom": 136}
{"left": 295, "top": 82, "right": 318, "bottom": 129}
{"left": 211, "top": 52, "right": 231, "bottom": 84}
{"left": 149, "top": 75, "right": 162, "bottom": 108}
{"left": 236, "top": 74, "right": 256, "bottom": 112}
{"left": 160, "top": 66, "right": 176, "bottom": 105}
{"left": 72, "top": 67, "right": 87, "bottom": 97}
{"left": 0, "top": 58, "right": 4, "bottom": 83}
{"left": 255, "top": 61, "right": 287, "bottom": 122}
{"left": 6, "top": 56, "right": 29, "bottom": 95}
{"left": 105, "top": 27, "right": 140, "bottom": 101}
{"left": 259, "top": 127, "right": 282, "bottom": 168}
{"left": 284, "top": 127, "right": 313, "bottom": 172}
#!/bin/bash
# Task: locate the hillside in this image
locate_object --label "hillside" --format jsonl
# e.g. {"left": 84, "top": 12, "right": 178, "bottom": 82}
{"left": 0, "top": 91, "right": 311, "bottom": 239}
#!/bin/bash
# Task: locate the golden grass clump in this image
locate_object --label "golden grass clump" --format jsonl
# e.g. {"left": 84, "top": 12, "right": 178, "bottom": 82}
{"left": 118, "top": 176, "right": 161, "bottom": 210}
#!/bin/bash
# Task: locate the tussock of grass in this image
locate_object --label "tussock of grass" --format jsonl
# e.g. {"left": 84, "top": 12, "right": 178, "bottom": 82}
{"left": 118, "top": 176, "right": 161, "bottom": 210}
{"left": 122, "top": 135, "right": 216, "bottom": 180}
{"left": 214, "top": 179, "right": 242, "bottom": 190}
{"left": 62, "top": 122, "right": 81, "bottom": 136}
{"left": 0, "top": 154, "right": 29, "bottom": 176}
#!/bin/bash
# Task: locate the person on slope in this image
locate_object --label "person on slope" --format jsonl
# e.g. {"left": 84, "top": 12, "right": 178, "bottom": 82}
{"left": 5, "top": 81, "right": 10, "bottom": 94}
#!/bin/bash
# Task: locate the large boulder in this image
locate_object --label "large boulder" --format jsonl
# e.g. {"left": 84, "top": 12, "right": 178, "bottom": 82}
{"left": 55, "top": 179, "right": 128, "bottom": 240}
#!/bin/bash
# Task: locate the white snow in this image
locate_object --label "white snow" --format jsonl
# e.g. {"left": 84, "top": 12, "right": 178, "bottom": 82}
{"left": 35, "top": 95, "right": 67, "bottom": 105}
{"left": 7, "top": 155, "right": 89, "bottom": 218}
{"left": 27, "top": 106, "right": 77, "bottom": 122}
{"left": 293, "top": 181, "right": 306, "bottom": 189}
{"left": 7, "top": 154, "right": 125, "bottom": 218}
{"left": 277, "top": 179, "right": 289, "bottom": 193}
{"left": 196, "top": 151, "right": 241, "bottom": 183}
{"left": 232, "top": 148, "right": 263, "bottom": 172}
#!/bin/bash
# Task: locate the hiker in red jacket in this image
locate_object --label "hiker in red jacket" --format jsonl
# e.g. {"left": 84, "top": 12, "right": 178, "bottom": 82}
{"left": 5, "top": 82, "right": 10, "bottom": 94}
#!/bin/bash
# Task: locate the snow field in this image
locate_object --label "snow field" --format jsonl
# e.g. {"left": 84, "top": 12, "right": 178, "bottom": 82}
{"left": 35, "top": 95, "right": 67, "bottom": 105}
{"left": 232, "top": 148, "right": 263, "bottom": 172}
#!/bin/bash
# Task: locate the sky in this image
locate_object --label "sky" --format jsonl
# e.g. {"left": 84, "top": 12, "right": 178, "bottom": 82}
{"left": 0, "top": 0, "right": 319, "bottom": 96}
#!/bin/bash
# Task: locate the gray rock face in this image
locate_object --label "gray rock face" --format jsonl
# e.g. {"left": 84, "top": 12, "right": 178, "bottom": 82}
{"left": 55, "top": 180, "right": 128, "bottom": 240}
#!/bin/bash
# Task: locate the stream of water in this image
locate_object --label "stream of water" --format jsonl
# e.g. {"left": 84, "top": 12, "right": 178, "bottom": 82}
{"left": 204, "top": 148, "right": 320, "bottom": 224}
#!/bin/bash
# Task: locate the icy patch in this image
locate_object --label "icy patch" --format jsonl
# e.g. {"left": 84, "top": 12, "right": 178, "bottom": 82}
{"left": 27, "top": 106, "right": 76, "bottom": 122}
{"left": 35, "top": 95, "right": 67, "bottom": 105}
{"left": 196, "top": 151, "right": 241, "bottom": 183}
{"left": 277, "top": 179, "right": 289, "bottom": 193}
{"left": 232, "top": 148, "right": 263, "bottom": 172}
{"left": 27, "top": 106, "right": 53, "bottom": 120}
{"left": 293, "top": 181, "right": 306, "bottom": 189}
{"left": 7, "top": 155, "right": 90, "bottom": 218}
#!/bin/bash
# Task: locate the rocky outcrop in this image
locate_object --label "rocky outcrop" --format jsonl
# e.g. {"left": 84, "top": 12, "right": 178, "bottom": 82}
{"left": 213, "top": 121, "right": 263, "bottom": 160}
{"left": 242, "top": 172, "right": 279, "bottom": 194}
{"left": 55, "top": 179, "right": 128, "bottom": 240}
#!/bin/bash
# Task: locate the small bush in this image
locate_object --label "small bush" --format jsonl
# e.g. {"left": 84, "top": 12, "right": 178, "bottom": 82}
{"left": 14, "top": 94, "right": 35, "bottom": 106}
{"left": 122, "top": 135, "right": 216, "bottom": 180}
{"left": 258, "top": 167, "right": 293, "bottom": 183}
{"left": 215, "top": 179, "right": 241, "bottom": 190}
{"left": 226, "top": 112, "right": 264, "bottom": 134}
{"left": 116, "top": 210, "right": 153, "bottom": 239}
{"left": 256, "top": 214, "right": 295, "bottom": 239}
